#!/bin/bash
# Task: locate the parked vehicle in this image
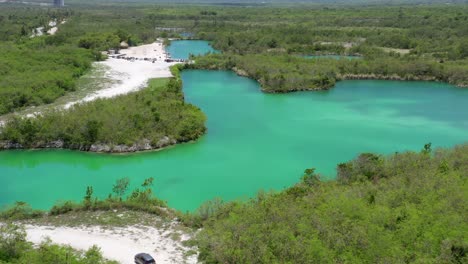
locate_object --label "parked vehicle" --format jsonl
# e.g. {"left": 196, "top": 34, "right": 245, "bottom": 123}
{"left": 134, "top": 253, "right": 156, "bottom": 264}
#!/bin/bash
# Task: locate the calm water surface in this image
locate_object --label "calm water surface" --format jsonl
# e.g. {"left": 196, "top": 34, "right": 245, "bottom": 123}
{"left": 0, "top": 42, "right": 467, "bottom": 212}
{"left": 166, "top": 40, "right": 217, "bottom": 60}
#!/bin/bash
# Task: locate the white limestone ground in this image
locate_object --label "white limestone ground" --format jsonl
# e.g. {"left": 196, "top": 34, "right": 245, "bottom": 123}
{"left": 64, "top": 42, "right": 178, "bottom": 109}
{"left": 26, "top": 222, "right": 198, "bottom": 264}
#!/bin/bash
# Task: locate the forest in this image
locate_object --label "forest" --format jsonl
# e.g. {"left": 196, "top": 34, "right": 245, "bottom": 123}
{"left": 0, "top": 67, "right": 206, "bottom": 152}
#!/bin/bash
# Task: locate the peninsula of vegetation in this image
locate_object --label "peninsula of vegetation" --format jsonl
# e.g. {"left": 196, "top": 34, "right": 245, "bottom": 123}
{"left": 0, "top": 67, "right": 206, "bottom": 153}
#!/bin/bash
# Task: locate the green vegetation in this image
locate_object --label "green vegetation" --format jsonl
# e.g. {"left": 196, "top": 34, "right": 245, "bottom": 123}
{"left": 1, "top": 177, "right": 169, "bottom": 221}
{"left": 2, "top": 4, "right": 467, "bottom": 110}
{"left": 0, "top": 223, "right": 116, "bottom": 264}
{"left": 1, "top": 3, "right": 467, "bottom": 137}
{"left": 194, "top": 144, "right": 468, "bottom": 263}
{"left": 1, "top": 3, "right": 467, "bottom": 262}
{"left": 0, "top": 8, "right": 96, "bottom": 115}
{"left": 0, "top": 6, "right": 167, "bottom": 115}
{"left": 187, "top": 53, "right": 468, "bottom": 92}
{"left": 0, "top": 67, "right": 206, "bottom": 151}
{"left": 189, "top": 5, "right": 468, "bottom": 91}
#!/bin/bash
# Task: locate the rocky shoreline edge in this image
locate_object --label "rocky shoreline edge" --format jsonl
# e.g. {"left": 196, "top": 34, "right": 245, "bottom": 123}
{"left": 0, "top": 136, "right": 179, "bottom": 153}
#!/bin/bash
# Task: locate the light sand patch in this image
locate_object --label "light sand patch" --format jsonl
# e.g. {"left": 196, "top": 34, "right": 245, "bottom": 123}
{"left": 64, "top": 42, "right": 179, "bottom": 108}
{"left": 119, "top": 41, "right": 168, "bottom": 60}
{"left": 380, "top": 47, "right": 411, "bottom": 54}
{"left": 26, "top": 223, "right": 198, "bottom": 264}
{"left": 47, "top": 27, "right": 58, "bottom": 35}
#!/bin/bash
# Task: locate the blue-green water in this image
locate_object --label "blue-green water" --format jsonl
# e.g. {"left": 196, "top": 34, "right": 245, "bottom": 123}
{"left": 0, "top": 70, "right": 467, "bottom": 212}
{"left": 166, "top": 40, "right": 217, "bottom": 60}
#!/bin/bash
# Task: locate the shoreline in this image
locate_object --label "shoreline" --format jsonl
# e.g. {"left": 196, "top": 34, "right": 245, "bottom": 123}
{"left": 1, "top": 59, "right": 465, "bottom": 154}
{"left": 0, "top": 136, "right": 205, "bottom": 154}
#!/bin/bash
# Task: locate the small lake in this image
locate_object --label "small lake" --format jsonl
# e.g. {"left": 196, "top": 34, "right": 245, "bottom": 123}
{"left": 0, "top": 41, "right": 467, "bottom": 212}
{"left": 166, "top": 40, "right": 218, "bottom": 60}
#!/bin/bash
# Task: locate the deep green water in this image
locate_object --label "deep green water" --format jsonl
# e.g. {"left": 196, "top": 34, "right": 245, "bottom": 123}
{"left": 1, "top": 70, "right": 467, "bottom": 212}
{"left": 1, "top": 40, "right": 467, "bottom": 211}
{"left": 166, "top": 40, "right": 217, "bottom": 60}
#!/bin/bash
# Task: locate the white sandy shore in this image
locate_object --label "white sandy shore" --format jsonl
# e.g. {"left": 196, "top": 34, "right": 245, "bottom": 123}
{"left": 65, "top": 42, "right": 178, "bottom": 109}
{"left": 25, "top": 223, "right": 198, "bottom": 264}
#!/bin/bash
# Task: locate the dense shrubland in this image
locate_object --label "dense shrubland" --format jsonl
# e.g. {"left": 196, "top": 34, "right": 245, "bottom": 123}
{"left": 195, "top": 144, "right": 468, "bottom": 263}
{"left": 0, "top": 68, "right": 206, "bottom": 151}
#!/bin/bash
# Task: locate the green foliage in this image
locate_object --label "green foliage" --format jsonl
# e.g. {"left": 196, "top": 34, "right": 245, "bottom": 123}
{"left": 0, "top": 224, "right": 28, "bottom": 262}
{"left": 78, "top": 33, "right": 120, "bottom": 51}
{"left": 47, "top": 177, "right": 168, "bottom": 218}
{"left": 196, "top": 144, "right": 468, "bottom": 263}
{"left": 0, "top": 75, "right": 206, "bottom": 151}
{"left": 0, "top": 43, "right": 94, "bottom": 114}
{"left": 188, "top": 52, "right": 468, "bottom": 92}
{"left": 0, "top": 202, "right": 43, "bottom": 221}
{"left": 0, "top": 223, "right": 116, "bottom": 264}
{"left": 112, "top": 177, "right": 130, "bottom": 198}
